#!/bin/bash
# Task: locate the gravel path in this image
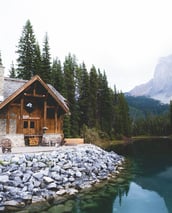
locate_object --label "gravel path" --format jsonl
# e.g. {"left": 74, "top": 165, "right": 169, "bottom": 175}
{"left": 0, "top": 145, "right": 59, "bottom": 155}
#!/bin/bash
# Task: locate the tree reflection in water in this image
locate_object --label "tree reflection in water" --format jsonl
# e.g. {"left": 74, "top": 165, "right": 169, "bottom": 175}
{"left": 43, "top": 138, "right": 172, "bottom": 213}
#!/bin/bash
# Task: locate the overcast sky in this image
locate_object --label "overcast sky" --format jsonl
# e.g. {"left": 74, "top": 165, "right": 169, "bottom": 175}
{"left": 1, "top": 0, "right": 172, "bottom": 92}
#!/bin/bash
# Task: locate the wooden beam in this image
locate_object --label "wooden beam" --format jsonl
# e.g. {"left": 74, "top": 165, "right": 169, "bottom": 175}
{"left": 20, "top": 97, "right": 24, "bottom": 133}
{"left": 6, "top": 106, "right": 10, "bottom": 134}
{"left": 47, "top": 105, "right": 55, "bottom": 109}
{"left": 10, "top": 103, "right": 21, "bottom": 106}
{"left": 43, "top": 100, "right": 47, "bottom": 127}
{"left": 33, "top": 83, "right": 36, "bottom": 96}
{"left": 24, "top": 93, "right": 46, "bottom": 98}
{"left": 55, "top": 109, "right": 57, "bottom": 133}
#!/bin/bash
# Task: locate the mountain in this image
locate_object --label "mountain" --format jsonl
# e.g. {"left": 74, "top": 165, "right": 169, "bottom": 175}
{"left": 125, "top": 95, "right": 169, "bottom": 120}
{"left": 129, "top": 54, "right": 172, "bottom": 104}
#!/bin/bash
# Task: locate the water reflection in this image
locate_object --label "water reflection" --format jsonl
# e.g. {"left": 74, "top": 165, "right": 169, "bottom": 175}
{"left": 113, "top": 182, "right": 168, "bottom": 213}
{"left": 43, "top": 139, "right": 172, "bottom": 213}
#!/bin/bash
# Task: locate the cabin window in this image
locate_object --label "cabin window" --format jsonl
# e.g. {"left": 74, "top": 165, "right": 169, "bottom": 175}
{"left": 24, "top": 121, "right": 28, "bottom": 128}
{"left": 23, "top": 121, "right": 35, "bottom": 128}
{"left": 30, "top": 121, "right": 35, "bottom": 128}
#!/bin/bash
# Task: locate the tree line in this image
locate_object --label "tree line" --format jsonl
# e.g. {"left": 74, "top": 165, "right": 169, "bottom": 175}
{"left": 8, "top": 20, "right": 131, "bottom": 139}
{"left": 9, "top": 20, "right": 172, "bottom": 138}
{"left": 125, "top": 95, "right": 172, "bottom": 136}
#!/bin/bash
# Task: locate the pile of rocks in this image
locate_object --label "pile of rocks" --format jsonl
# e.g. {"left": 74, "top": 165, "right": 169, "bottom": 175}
{"left": 0, "top": 144, "right": 124, "bottom": 212}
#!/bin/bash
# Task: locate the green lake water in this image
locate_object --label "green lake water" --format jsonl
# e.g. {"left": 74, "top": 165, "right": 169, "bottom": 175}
{"left": 41, "top": 138, "right": 172, "bottom": 213}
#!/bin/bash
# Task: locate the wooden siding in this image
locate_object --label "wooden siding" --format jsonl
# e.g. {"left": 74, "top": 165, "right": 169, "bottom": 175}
{"left": 0, "top": 78, "right": 67, "bottom": 136}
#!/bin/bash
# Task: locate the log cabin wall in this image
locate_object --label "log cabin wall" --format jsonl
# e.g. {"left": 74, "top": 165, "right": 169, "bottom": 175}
{"left": 1, "top": 94, "right": 63, "bottom": 136}
{"left": 0, "top": 75, "right": 69, "bottom": 146}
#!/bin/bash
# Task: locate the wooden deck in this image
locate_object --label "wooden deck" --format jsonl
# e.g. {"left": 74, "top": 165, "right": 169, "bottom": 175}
{"left": 64, "top": 138, "right": 84, "bottom": 145}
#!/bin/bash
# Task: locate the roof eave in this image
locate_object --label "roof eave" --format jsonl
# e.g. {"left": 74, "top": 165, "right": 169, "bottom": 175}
{"left": 0, "top": 75, "right": 69, "bottom": 113}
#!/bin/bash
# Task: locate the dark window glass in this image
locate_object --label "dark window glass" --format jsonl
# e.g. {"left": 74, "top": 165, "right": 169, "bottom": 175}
{"left": 24, "top": 121, "right": 28, "bottom": 128}
{"left": 30, "top": 121, "right": 35, "bottom": 128}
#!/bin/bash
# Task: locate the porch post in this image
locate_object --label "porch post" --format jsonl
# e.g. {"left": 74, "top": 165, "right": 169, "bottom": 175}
{"left": 6, "top": 106, "right": 10, "bottom": 134}
{"left": 43, "top": 100, "right": 47, "bottom": 127}
{"left": 55, "top": 108, "right": 57, "bottom": 133}
{"left": 20, "top": 97, "right": 24, "bottom": 133}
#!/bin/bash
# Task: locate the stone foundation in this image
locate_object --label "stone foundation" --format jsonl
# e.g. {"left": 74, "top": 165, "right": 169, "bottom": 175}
{"left": 0, "top": 134, "right": 25, "bottom": 147}
{"left": 42, "top": 133, "right": 63, "bottom": 146}
{"left": 0, "top": 119, "right": 6, "bottom": 134}
{"left": 0, "top": 134, "right": 63, "bottom": 148}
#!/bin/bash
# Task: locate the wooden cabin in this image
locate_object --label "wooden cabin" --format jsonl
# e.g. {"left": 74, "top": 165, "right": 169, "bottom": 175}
{"left": 0, "top": 64, "right": 69, "bottom": 147}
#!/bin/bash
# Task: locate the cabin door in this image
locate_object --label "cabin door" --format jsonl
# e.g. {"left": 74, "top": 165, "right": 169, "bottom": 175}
{"left": 23, "top": 119, "right": 40, "bottom": 135}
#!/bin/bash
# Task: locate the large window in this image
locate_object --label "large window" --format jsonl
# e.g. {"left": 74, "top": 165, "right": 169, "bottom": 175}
{"left": 23, "top": 121, "right": 35, "bottom": 129}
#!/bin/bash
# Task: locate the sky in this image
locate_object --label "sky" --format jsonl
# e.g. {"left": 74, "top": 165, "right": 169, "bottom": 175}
{"left": 1, "top": 0, "right": 172, "bottom": 92}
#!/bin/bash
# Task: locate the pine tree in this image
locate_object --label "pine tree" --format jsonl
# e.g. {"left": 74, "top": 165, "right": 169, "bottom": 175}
{"left": 41, "top": 33, "right": 51, "bottom": 83}
{"left": 63, "top": 53, "right": 79, "bottom": 137}
{"left": 77, "top": 63, "right": 90, "bottom": 128}
{"left": 97, "top": 71, "right": 114, "bottom": 136}
{"left": 16, "top": 20, "right": 36, "bottom": 79}
{"left": 9, "top": 61, "right": 16, "bottom": 78}
{"left": 113, "top": 92, "right": 131, "bottom": 137}
{"left": 33, "top": 42, "right": 42, "bottom": 76}
{"left": 88, "top": 65, "right": 98, "bottom": 128}
{"left": 51, "top": 58, "right": 64, "bottom": 93}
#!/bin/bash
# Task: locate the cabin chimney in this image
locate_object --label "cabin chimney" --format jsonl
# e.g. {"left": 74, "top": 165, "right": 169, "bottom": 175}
{"left": 0, "top": 54, "right": 4, "bottom": 102}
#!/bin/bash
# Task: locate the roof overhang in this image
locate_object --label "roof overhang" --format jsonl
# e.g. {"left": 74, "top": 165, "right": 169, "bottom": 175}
{"left": 0, "top": 75, "right": 69, "bottom": 113}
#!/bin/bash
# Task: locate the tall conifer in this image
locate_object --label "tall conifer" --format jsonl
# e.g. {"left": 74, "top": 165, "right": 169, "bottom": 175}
{"left": 97, "top": 71, "right": 114, "bottom": 136}
{"left": 33, "top": 42, "right": 42, "bottom": 76}
{"left": 51, "top": 58, "right": 64, "bottom": 93}
{"left": 9, "top": 61, "right": 16, "bottom": 78}
{"left": 63, "top": 53, "right": 79, "bottom": 137}
{"left": 88, "top": 66, "right": 98, "bottom": 128}
{"left": 77, "top": 63, "right": 90, "bottom": 128}
{"left": 16, "top": 20, "right": 36, "bottom": 79}
{"left": 41, "top": 33, "right": 51, "bottom": 83}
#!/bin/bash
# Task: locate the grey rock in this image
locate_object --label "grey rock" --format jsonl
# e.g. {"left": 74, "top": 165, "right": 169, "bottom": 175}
{"left": 43, "top": 176, "right": 54, "bottom": 183}
{"left": 33, "top": 179, "right": 41, "bottom": 188}
{"left": 4, "top": 199, "right": 25, "bottom": 208}
{"left": 38, "top": 161, "right": 47, "bottom": 168}
{"left": 0, "top": 144, "right": 124, "bottom": 211}
{"left": 27, "top": 182, "right": 34, "bottom": 192}
{"left": 50, "top": 165, "right": 61, "bottom": 172}
{"left": 68, "top": 177, "right": 75, "bottom": 182}
{"left": 0, "top": 175, "right": 9, "bottom": 183}
{"left": 47, "top": 182, "right": 57, "bottom": 189}
{"left": 33, "top": 172, "right": 43, "bottom": 180}
{"left": 56, "top": 189, "right": 66, "bottom": 195}
{"left": 62, "top": 177, "right": 69, "bottom": 184}
{"left": 51, "top": 173, "right": 62, "bottom": 181}
{"left": 23, "top": 173, "right": 31, "bottom": 182}
{"left": 75, "top": 171, "right": 82, "bottom": 178}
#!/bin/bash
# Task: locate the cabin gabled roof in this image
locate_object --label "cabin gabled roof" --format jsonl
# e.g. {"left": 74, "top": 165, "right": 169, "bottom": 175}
{"left": 0, "top": 75, "right": 69, "bottom": 112}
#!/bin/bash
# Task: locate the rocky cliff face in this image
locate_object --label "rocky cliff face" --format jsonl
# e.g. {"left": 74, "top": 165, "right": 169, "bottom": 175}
{"left": 129, "top": 55, "right": 172, "bottom": 103}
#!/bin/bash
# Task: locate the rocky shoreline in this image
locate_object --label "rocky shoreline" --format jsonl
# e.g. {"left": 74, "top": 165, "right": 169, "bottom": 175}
{"left": 0, "top": 144, "right": 124, "bottom": 212}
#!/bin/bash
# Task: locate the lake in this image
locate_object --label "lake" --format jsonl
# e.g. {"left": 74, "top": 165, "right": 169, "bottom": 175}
{"left": 42, "top": 138, "right": 172, "bottom": 213}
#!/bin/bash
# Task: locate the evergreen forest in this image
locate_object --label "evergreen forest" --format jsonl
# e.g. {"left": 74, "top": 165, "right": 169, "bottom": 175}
{"left": 6, "top": 20, "right": 172, "bottom": 140}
